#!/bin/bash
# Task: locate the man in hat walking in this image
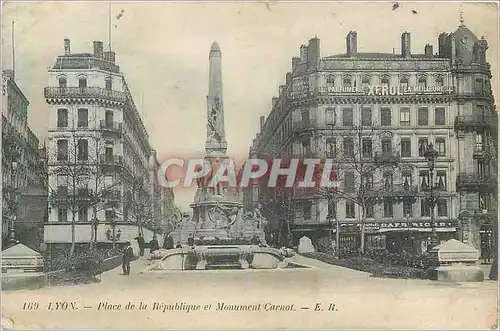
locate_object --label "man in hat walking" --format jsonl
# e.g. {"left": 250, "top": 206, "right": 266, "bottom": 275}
{"left": 122, "top": 241, "right": 134, "bottom": 275}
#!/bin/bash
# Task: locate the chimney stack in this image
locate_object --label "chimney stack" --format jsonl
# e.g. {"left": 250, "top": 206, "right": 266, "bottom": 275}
{"left": 346, "top": 31, "right": 357, "bottom": 57}
{"left": 300, "top": 45, "right": 308, "bottom": 63}
{"left": 438, "top": 33, "right": 449, "bottom": 58}
{"left": 286, "top": 72, "right": 292, "bottom": 85}
{"left": 292, "top": 57, "right": 300, "bottom": 71}
{"left": 401, "top": 32, "right": 411, "bottom": 58}
{"left": 104, "top": 51, "right": 116, "bottom": 63}
{"left": 272, "top": 97, "right": 279, "bottom": 107}
{"left": 93, "top": 40, "right": 104, "bottom": 58}
{"left": 424, "top": 44, "right": 433, "bottom": 55}
{"left": 307, "top": 36, "right": 321, "bottom": 69}
{"left": 279, "top": 85, "right": 286, "bottom": 95}
{"left": 64, "top": 38, "right": 71, "bottom": 55}
{"left": 259, "top": 116, "right": 266, "bottom": 132}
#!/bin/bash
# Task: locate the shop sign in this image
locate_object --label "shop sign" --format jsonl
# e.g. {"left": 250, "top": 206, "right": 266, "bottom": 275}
{"left": 337, "top": 221, "right": 457, "bottom": 230}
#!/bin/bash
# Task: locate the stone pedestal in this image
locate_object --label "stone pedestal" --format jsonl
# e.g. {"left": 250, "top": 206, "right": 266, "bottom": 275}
{"left": 434, "top": 264, "right": 484, "bottom": 282}
{"left": 1, "top": 244, "right": 45, "bottom": 290}
{"left": 429, "top": 239, "right": 484, "bottom": 282}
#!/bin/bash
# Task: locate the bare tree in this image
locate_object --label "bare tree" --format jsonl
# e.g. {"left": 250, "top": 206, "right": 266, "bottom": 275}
{"left": 120, "top": 169, "right": 156, "bottom": 236}
{"left": 313, "top": 125, "right": 405, "bottom": 253}
{"left": 47, "top": 115, "right": 123, "bottom": 255}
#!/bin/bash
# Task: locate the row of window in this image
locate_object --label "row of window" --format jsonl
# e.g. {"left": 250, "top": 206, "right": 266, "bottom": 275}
{"left": 56, "top": 207, "right": 115, "bottom": 223}
{"left": 342, "top": 169, "right": 448, "bottom": 192}
{"left": 324, "top": 74, "right": 442, "bottom": 90}
{"left": 56, "top": 108, "right": 116, "bottom": 128}
{"left": 58, "top": 76, "right": 112, "bottom": 90}
{"left": 56, "top": 139, "right": 115, "bottom": 162}
{"left": 298, "top": 198, "right": 449, "bottom": 220}
{"left": 303, "top": 136, "right": 447, "bottom": 158}
{"left": 298, "top": 74, "right": 489, "bottom": 95}
{"left": 319, "top": 107, "right": 446, "bottom": 127}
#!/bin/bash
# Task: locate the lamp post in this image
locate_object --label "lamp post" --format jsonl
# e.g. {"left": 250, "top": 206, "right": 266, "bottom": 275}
{"left": 7, "top": 161, "right": 19, "bottom": 248}
{"left": 424, "top": 143, "right": 439, "bottom": 250}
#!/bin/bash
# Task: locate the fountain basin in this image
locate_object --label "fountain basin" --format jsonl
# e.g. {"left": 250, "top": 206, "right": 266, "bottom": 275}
{"left": 146, "top": 245, "right": 292, "bottom": 271}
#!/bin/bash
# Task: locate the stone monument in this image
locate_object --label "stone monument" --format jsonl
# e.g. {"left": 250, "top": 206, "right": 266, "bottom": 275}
{"left": 172, "top": 41, "right": 266, "bottom": 244}
{"left": 145, "top": 42, "right": 291, "bottom": 271}
{"left": 298, "top": 236, "right": 315, "bottom": 254}
{"left": 1, "top": 243, "right": 46, "bottom": 290}
{"left": 429, "top": 239, "right": 484, "bottom": 282}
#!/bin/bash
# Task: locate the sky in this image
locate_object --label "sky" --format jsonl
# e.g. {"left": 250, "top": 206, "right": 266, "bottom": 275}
{"left": 1, "top": 1, "right": 498, "bottom": 209}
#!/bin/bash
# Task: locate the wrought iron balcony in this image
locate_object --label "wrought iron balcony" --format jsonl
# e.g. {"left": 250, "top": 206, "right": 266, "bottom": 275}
{"left": 456, "top": 173, "right": 497, "bottom": 193}
{"left": 365, "top": 184, "right": 419, "bottom": 199}
{"left": 44, "top": 87, "right": 126, "bottom": 104}
{"left": 454, "top": 115, "right": 497, "bottom": 133}
{"left": 472, "top": 146, "right": 491, "bottom": 160}
{"left": 99, "top": 154, "right": 123, "bottom": 166}
{"left": 374, "top": 152, "right": 401, "bottom": 165}
{"left": 100, "top": 120, "right": 123, "bottom": 132}
{"left": 293, "top": 186, "right": 317, "bottom": 197}
{"left": 103, "top": 189, "right": 121, "bottom": 201}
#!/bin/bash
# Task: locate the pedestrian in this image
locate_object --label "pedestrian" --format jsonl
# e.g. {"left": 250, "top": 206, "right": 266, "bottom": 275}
{"left": 121, "top": 241, "right": 134, "bottom": 276}
{"left": 187, "top": 233, "right": 195, "bottom": 247}
{"left": 163, "top": 234, "right": 174, "bottom": 249}
{"left": 134, "top": 233, "right": 145, "bottom": 257}
{"left": 150, "top": 235, "right": 159, "bottom": 254}
{"left": 175, "top": 242, "right": 182, "bottom": 249}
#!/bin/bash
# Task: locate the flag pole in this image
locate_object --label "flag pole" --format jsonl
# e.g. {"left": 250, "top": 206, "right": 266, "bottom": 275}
{"left": 12, "top": 21, "right": 15, "bottom": 80}
{"left": 108, "top": 2, "right": 112, "bottom": 52}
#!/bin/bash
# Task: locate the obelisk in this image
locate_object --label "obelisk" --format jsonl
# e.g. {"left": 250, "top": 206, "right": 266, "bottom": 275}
{"left": 205, "top": 41, "right": 228, "bottom": 157}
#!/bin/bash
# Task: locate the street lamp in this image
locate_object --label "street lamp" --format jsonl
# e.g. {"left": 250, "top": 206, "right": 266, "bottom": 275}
{"left": 7, "top": 161, "right": 20, "bottom": 247}
{"left": 424, "top": 143, "right": 439, "bottom": 250}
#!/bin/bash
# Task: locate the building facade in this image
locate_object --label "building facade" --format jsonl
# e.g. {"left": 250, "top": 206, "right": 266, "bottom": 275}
{"left": 43, "top": 39, "right": 175, "bottom": 253}
{"left": 2, "top": 69, "right": 47, "bottom": 250}
{"left": 248, "top": 20, "right": 497, "bottom": 257}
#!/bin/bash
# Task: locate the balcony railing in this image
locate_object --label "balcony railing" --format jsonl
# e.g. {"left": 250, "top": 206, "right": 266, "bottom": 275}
{"left": 44, "top": 87, "right": 127, "bottom": 103}
{"left": 99, "top": 154, "right": 123, "bottom": 166}
{"left": 103, "top": 189, "right": 121, "bottom": 201}
{"left": 456, "top": 173, "right": 497, "bottom": 192}
{"left": 454, "top": 115, "right": 497, "bottom": 132}
{"left": 100, "top": 120, "right": 123, "bottom": 132}
{"left": 374, "top": 152, "right": 401, "bottom": 165}
{"left": 365, "top": 184, "right": 419, "bottom": 199}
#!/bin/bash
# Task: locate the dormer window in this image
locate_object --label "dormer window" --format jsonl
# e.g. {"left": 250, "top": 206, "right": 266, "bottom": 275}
{"left": 361, "top": 76, "right": 371, "bottom": 91}
{"left": 326, "top": 75, "right": 335, "bottom": 89}
{"left": 418, "top": 76, "right": 427, "bottom": 89}
{"left": 381, "top": 75, "right": 390, "bottom": 88}
{"left": 435, "top": 75, "right": 444, "bottom": 87}
{"left": 105, "top": 77, "right": 112, "bottom": 90}
{"left": 79, "top": 77, "right": 87, "bottom": 88}
{"left": 343, "top": 75, "right": 352, "bottom": 88}
{"left": 399, "top": 76, "right": 409, "bottom": 91}
{"left": 58, "top": 77, "right": 67, "bottom": 88}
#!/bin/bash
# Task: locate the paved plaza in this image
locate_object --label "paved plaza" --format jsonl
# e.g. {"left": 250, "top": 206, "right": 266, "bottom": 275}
{"left": 2, "top": 255, "right": 498, "bottom": 329}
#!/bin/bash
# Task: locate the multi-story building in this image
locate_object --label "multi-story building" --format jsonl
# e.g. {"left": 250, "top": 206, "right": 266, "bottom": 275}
{"left": 248, "top": 19, "right": 497, "bottom": 257}
{"left": 43, "top": 39, "right": 175, "bottom": 253}
{"left": 2, "top": 69, "right": 48, "bottom": 250}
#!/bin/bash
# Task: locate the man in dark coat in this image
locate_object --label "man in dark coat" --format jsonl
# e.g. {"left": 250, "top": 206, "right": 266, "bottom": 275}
{"left": 122, "top": 241, "right": 134, "bottom": 275}
{"left": 187, "top": 233, "right": 195, "bottom": 247}
{"left": 150, "top": 236, "right": 159, "bottom": 254}
{"left": 163, "top": 234, "right": 174, "bottom": 249}
{"left": 134, "top": 233, "right": 145, "bottom": 257}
